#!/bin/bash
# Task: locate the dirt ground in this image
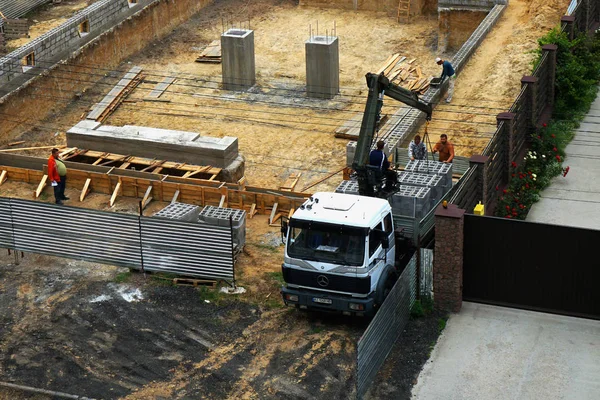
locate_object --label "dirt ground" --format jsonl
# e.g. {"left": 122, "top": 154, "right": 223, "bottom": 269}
{"left": 0, "top": 0, "right": 574, "bottom": 398}
{"left": 421, "top": 0, "right": 571, "bottom": 156}
{"left": 5, "top": 0, "right": 91, "bottom": 51}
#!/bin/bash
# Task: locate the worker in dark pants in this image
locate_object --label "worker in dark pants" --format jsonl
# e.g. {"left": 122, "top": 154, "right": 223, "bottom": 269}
{"left": 48, "top": 148, "right": 69, "bottom": 205}
{"left": 436, "top": 57, "right": 455, "bottom": 103}
{"left": 369, "top": 140, "right": 397, "bottom": 191}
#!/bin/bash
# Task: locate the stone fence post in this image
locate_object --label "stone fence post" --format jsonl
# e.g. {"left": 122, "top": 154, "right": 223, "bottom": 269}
{"left": 433, "top": 203, "right": 465, "bottom": 313}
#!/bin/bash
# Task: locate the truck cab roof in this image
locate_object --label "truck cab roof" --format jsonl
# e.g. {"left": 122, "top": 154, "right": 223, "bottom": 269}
{"left": 291, "top": 192, "right": 391, "bottom": 229}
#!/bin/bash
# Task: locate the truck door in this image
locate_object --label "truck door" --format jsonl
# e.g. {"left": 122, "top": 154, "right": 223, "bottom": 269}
{"left": 383, "top": 212, "right": 395, "bottom": 262}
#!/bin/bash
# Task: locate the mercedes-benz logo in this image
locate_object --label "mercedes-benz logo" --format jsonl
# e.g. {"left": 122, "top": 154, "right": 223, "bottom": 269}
{"left": 317, "top": 275, "right": 329, "bottom": 287}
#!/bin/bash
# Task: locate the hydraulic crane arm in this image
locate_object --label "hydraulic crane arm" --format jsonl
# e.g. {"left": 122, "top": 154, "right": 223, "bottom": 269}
{"left": 351, "top": 72, "right": 432, "bottom": 196}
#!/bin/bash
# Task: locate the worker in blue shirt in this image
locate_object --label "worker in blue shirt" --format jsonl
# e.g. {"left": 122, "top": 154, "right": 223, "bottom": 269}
{"left": 436, "top": 57, "right": 455, "bottom": 103}
{"left": 369, "top": 140, "right": 397, "bottom": 191}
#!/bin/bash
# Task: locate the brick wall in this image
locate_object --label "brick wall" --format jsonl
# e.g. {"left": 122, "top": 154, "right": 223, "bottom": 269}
{"left": 433, "top": 203, "right": 465, "bottom": 312}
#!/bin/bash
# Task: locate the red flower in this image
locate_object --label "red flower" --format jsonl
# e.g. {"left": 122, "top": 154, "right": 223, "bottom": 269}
{"left": 553, "top": 147, "right": 558, "bottom": 152}
{"left": 525, "top": 184, "right": 530, "bottom": 189}
{"left": 503, "top": 189, "right": 507, "bottom": 194}
{"left": 511, "top": 161, "right": 517, "bottom": 168}
{"left": 496, "top": 185, "right": 499, "bottom": 191}
{"left": 512, "top": 211, "right": 518, "bottom": 216}
{"left": 551, "top": 134, "right": 555, "bottom": 138}
{"left": 506, "top": 205, "right": 510, "bottom": 210}
{"left": 506, "top": 215, "right": 512, "bottom": 219}
{"left": 556, "top": 155, "right": 561, "bottom": 161}
{"left": 512, "top": 173, "right": 515, "bottom": 178}
{"left": 537, "top": 136, "right": 542, "bottom": 139}
{"left": 543, "top": 123, "right": 547, "bottom": 127}
{"left": 563, "top": 166, "right": 570, "bottom": 177}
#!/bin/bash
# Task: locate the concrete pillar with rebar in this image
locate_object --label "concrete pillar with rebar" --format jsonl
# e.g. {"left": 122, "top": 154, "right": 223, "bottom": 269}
{"left": 305, "top": 35, "right": 339, "bottom": 99}
{"left": 221, "top": 28, "right": 256, "bottom": 91}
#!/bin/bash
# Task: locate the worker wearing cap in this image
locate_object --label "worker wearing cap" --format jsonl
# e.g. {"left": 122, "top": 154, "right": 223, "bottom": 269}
{"left": 436, "top": 57, "right": 455, "bottom": 103}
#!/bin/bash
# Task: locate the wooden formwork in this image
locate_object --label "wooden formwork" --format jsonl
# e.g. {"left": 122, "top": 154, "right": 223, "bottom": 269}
{"left": 0, "top": 165, "right": 309, "bottom": 217}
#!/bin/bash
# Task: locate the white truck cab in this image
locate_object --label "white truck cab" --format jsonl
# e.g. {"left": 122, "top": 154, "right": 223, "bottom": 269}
{"left": 281, "top": 192, "right": 408, "bottom": 317}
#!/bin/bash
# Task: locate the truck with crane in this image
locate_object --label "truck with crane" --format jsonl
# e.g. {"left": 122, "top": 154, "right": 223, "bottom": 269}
{"left": 280, "top": 72, "right": 448, "bottom": 317}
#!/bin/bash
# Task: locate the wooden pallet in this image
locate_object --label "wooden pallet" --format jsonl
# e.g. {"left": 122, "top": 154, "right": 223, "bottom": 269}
{"left": 0, "top": 32, "right": 6, "bottom": 55}
{"left": 196, "top": 40, "right": 221, "bottom": 63}
{"left": 173, "top": 278, "right": 217, "bottom": 287}
{"left": 2, "top": 19, "right": 29, "bottom": 39}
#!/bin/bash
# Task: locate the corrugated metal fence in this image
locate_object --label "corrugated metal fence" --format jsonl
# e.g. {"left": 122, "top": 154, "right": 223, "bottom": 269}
{"left": 0, "top": 197, "right": 235, "bottom": 282}
{"left": 356, "top": 253, "right": 417, "bottom": 399}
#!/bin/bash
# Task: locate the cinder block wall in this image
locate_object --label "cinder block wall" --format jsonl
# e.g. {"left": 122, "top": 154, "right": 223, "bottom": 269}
{"left": 438, "top": 9, "right": 488, "bottom": 53}
{"left": 0, "top": 0, "right": 214, "bottom": 140}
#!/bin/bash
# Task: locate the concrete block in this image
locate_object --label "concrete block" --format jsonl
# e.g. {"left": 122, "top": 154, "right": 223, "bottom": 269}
{"left": 305, "top": 36, "right": 339, "bottom": 99}
{"left": 221, "top": 29, "right": 255, "bottom": 91}
{"left": 153, "top": 202, "right": 201, "bottom": 222}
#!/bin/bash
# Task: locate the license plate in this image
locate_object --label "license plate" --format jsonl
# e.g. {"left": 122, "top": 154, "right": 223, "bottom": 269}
{"left": 313, "top": 297, "right": 332, "bottom": 305}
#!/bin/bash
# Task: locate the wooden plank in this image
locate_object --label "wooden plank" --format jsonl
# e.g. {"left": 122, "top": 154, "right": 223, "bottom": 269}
{"left": 87, "top": 66, "right": 143, "bottom": 121}
{"left": 376, "top": 54, "right": 396, "bottom": 75}
{"left": 146, "top": 76, "right": 175, "bottom": 99}
{"left": 0, "top": 170, "right": 7, "bottom": 185}
{"left": 269, "top": 203, "right": 278, "bottom": 224}
{"left": 288, "top": 208, "right": 294, "bottom": 219}
{"left": 141, "top": 185, "right": 153, "bottom": 209}
{"left": 171, "top": 189, "right": 180, "bottom": 204}
{"left": 0, "top": 145, "right": 65, "bottom": 152}
{"left": 416, "top": 66, "right": 422, "bottom": 79}
{"left": 218, "top": 194, "right": 226, "bottom": 208}
{"left": 8, "top": 141, "right": 25, "bottom": 146}
{"left": 269, "top": 212, "right": 283, "bottom": 226}
{"left": 35, "top": 175, "right": 48, "bottom": 198}
{"left": 118, "top": 162, "right": 131, "bottom": 169}
{"left": 300, "top": 167, "right": 345, "bottom": 192}
{"left": 279, "top": 172, "right": 302, "bottom": 192}
{"left": 80, "top": 178, "right": 92, "bottom": 202}
{"left": 109, "top": 180, "right": 122, "bottom": 207}
{"left": 384, "top": 55, "right": 404, "bottom": 76}
{"left": 249, "top": 203, "right": 256, "bottom": 219}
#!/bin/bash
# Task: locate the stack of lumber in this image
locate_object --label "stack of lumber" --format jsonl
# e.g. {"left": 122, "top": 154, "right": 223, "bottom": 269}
{"left": 195, "top": 40, "right": 221, "bottom": 63}
{"left": 376, "top": 53, "right": 433, "bottom": 94}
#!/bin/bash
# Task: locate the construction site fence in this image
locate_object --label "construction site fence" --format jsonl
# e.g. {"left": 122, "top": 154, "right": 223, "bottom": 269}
{"left": 0, "top": 0, "right": 49, "bottom": 28}
{"left": 0, "top": 196, "right": 236, "bottom": 282}
{"left": 356, "top": 252, "right": 417, "bottom": 400}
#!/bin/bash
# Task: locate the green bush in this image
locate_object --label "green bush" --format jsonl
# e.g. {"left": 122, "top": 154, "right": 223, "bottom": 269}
{"left": 496, "top": 30, "right": 600, "bottom": 219}
{"left": 411, "top": 300, "right": 425, "bottom": 318}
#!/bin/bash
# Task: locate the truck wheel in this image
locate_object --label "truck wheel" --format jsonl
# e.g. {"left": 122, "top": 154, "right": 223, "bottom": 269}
{"left": 375, "top": 265, "right": 397, "bottom": 308}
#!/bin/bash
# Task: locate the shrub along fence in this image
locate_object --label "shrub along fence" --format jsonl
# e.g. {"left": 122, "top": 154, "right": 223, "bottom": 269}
{"left": 448, "top": 0, "right": 600, "bottom": 215}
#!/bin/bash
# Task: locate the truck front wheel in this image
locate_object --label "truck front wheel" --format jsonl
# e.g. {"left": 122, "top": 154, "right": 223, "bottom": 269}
{"left": 375, "top": 264, "right": 397, "bottom": 308}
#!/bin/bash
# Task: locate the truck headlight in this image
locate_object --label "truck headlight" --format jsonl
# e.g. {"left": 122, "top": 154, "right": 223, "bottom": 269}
{"left": 285, "top": 294, "right": 299, "bottom": 302}
{"left": 349, "top": 303, "right": 364, "bottom": 311}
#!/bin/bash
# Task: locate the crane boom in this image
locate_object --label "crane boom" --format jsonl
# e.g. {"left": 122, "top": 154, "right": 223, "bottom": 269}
{"left": 351, "top": 72, "right": 432, "bottom": 197}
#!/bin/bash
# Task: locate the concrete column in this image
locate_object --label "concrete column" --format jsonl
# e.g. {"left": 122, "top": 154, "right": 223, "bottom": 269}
{"left": 469, "top": 155, "right": 489, "bottom": 213}
{"left": 305, "top": 36, "right": 339, "bottom": 99}
{"left": 221, "top": 29, "right": 255, "bottom": 91}
{"left": 542, "top": 44, "right": 558, "bottom": 110}
{"left": 561, "top": 16, "right": 575, "bottom": 40}
{"left": 433, "top": 203, "right": 465, "bottom": 313}
{"left": 496, "top": 112, "right": 515, "bottom": 179}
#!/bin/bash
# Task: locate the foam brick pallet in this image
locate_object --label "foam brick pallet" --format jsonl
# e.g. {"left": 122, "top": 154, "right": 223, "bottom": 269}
{"left": 391, "top": 185, "right": 431, "bottom": 219}
{"left": 404, "top": 160, "right": 453, "bottom": 188}
{"left": 335, "top": 179, "right": 359, "bottom": 195}
{"left": 198, "top": 205, "right": 246, "bottom": 248}
{"left": 396, "top": 171, "right": 444, "bottom": 205}
{"left": 153, "top": 202, "right": 201, "bottom": 222}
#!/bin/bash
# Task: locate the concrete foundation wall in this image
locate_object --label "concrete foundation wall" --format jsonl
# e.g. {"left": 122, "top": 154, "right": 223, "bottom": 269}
{"left": 0, "top": 0, "right": 214, "bottom": 141}
{"left": 438, "top": 9, "right": 488, "bottom": 52}
{"left": 66, "top": 122, "right": 239, "bottom": 169}
{"left": 299, "top": 0, "right": 429, "bottom": 14}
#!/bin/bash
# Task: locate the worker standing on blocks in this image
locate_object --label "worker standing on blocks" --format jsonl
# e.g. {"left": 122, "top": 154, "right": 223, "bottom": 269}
{"left": 436, "top": 57, "right": 455, "bottom": 103}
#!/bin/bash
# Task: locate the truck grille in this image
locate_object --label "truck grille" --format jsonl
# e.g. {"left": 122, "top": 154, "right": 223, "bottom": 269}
{"left": 282, "top": 266, "right": 371, "bottom": 294}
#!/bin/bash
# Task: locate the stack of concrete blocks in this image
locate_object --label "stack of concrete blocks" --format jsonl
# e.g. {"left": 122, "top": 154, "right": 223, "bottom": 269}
{"left": 153, "top": 202, "right": 201, "bottom": 222}
{"left": 404, "top": 160, "right": 453, "bottom": 188}
{"left": 198, "top": 206, "right": 246, "bottom": 249}
{"left": 391, "top": 185, "right": 431, "bottom": 219}
{"left": 335, "top": 179, "right": 359, "bottom": 195}
{"left": 0, "top": 0, "right": 154, "bottom": 84}
{"left": 221, "top": 28, "right": 255, "bottom": 91}
{"left": 396, "top": 171, "right": 445, "bottom": 206}
{"left": 305, "top": 35, "right": 339, "bottom": 99}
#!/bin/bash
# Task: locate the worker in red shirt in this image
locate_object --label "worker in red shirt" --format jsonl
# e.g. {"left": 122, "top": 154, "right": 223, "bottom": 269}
{"left": 48, "top": 148, "right": 68, "bottom": 204}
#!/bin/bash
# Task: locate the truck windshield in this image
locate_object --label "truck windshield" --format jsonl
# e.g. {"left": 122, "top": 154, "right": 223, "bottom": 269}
{"left": 287, "top": 226, "right": 365, "bottom": 266}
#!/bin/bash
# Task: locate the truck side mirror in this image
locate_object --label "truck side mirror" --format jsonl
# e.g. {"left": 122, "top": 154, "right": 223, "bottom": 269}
{"left": 280, "top": 220, "right": 288, "bottom": 243}
{"left": 381, "top": 236, "right": 389, "bottom": 249}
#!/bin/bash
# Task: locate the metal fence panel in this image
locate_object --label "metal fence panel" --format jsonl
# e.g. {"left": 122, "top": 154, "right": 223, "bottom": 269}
{"left": 356, "top": 253, "right": 417, "bottom": 399}
{"left": 0, "top": 198, "right": 14, "bottom": 249}
{"left": 8, "top": 198, "right": 142, "bottom": 268}
{"left": 420, "top": 248, "right": 433, "bottom": 299}
{"left": 140, "top": 217, "right": 234, "bottom": 281}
